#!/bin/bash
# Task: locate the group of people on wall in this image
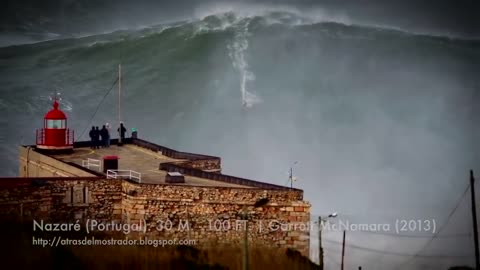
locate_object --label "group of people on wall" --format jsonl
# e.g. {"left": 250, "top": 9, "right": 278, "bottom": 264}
{"left": 89, "top": 122, "right": 130, "bottom": 149}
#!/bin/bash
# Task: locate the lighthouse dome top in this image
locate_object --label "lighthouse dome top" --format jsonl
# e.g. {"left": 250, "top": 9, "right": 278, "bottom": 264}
{"left": 44, "top": 100, "right": 67, "bottom": 120}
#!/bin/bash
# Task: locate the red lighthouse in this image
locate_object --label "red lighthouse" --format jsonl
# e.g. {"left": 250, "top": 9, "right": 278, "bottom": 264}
{"left": 36, "top": 98, "right": 74, "bottom": 151}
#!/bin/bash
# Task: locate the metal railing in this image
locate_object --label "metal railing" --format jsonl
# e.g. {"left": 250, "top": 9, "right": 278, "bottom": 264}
{"left": 159, "top": 162, "right": 303, "bottom": 192}
{"left": 36, "top": 128, "right": 74, "bottom": 146}
{"left": 81, "top": 158, "right": 101, "bottom": 171}
{"left": 67, "top": 129, "right": 74, "bottom": 145}
{"left": 106, "top": 170, "right": 142, "bottom": 183}
{"left": 132, "top": 138, "right": 220, "bottom": 161}
{"left": 36, "top": 129, "right": 43, "bottom": 145}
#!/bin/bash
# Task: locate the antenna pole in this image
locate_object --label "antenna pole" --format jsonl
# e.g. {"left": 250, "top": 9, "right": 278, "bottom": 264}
{"left": 341, "top": 230, "right": 346, "bottom": 270}
{"left": 289, "top": 161, "right": 298, "bottom": 188}
{"left": 243, "top": 215, "right": 249, "bottom": 270}
{"left": 318, "top": 216, "right": 324, "bottom": 270}
{"left": 118, "top": 64, "right": 122, "bottom": 144}
{"left": 471, "top": 170, "right": 480, "bottom": 269}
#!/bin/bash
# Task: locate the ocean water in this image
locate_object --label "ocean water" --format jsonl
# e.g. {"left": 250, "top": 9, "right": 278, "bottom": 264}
{"left": 0, "top": 10, "right": 479, "bottom": 269}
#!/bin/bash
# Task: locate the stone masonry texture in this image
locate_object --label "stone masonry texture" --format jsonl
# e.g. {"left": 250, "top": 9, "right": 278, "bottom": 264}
{"left": 0, "top": 178, "right": 311, "bottom": 257}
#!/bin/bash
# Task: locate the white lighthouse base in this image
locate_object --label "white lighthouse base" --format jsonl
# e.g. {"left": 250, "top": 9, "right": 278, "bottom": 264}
{"left": 36, "top": 145, "right": 73, "bottom": 150}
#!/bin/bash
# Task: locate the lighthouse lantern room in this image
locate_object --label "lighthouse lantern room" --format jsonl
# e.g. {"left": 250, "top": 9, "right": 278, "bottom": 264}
{"left": 36, "top": 98, "right": 74, "bottom": 151}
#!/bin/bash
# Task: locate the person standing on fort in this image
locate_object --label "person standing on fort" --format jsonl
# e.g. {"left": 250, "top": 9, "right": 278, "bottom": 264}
{"left": 94, "top": 126, "right": 100, "bottom": 149}
{"left": 118, "top": 123, "right": 126, "bottom": 142}
{"left": 105, "top": 123, "right": 111, "bottom": 147}
{"left": 100, "top": 125, "right": 109, "bottom": 148}
{"left": 99, "top": 126, "right": 105, "bottom": 148}
{"left": 89, "top": 126, "right": 95, "bottom": 149}
{"left": 131, "top": 128, "right": 138, "bottom": 139}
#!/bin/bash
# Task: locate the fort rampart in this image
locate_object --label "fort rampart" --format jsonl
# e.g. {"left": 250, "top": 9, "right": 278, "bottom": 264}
{"left": 0, "top": 177, "right": 310, "bottom": 256}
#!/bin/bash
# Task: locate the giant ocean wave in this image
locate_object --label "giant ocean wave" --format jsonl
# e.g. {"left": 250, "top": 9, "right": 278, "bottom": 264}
{"left": 0, "top": 10, "right": 478, "bottom": 175}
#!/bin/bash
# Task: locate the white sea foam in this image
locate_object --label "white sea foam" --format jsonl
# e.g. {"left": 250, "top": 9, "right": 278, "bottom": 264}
{"left": 59, "top": 99, "right": 73, "bottom": 112}
{"left": 33, "top": 95, "right": 73, "bottom": 112}
{"left": 226, "top": 19, "right": 262, "bottom": 108}
{"left": 193, "top": 3, "right": 352, "bottom": 27}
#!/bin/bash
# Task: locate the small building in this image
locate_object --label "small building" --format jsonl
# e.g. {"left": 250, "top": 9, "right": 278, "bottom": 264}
{"left": 36, "top": 98, "right": 74, "bottom": 151}
{"left": 165, "top": 171, "right": 185, "bottom": 183}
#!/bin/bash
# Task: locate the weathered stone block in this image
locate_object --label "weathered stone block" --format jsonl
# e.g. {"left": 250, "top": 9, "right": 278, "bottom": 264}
{"left": 298, "top": 234, "right": 309, "bottom": 241}
{"left": 288, "top": 231, "right": 301, "bottom": 237}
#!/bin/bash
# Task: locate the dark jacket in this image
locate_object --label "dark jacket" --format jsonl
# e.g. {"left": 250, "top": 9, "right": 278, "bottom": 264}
{"left": 100, "top": 127, "right": 109, "bottom": 140}
{"left": 93, "top": 128, "right": 100, "bottom": 140}
{"left": 89, "top": 128, "right": 95, "bottom": 140}
{"left": 118, "top": 125, "right": 126, "bottom": 138}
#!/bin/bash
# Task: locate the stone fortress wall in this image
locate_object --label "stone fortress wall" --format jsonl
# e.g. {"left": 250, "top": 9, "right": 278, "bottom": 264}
{"left": 0, "top": 139, "right": 311, "bottom": 256}
{"left": 0, "top": 177, "right": 310, "bottom": 256}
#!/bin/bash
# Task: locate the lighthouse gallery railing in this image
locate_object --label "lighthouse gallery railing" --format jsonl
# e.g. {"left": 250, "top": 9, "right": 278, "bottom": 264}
{"left": 36, "top": 128, "right": 74, "bottom": 146}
